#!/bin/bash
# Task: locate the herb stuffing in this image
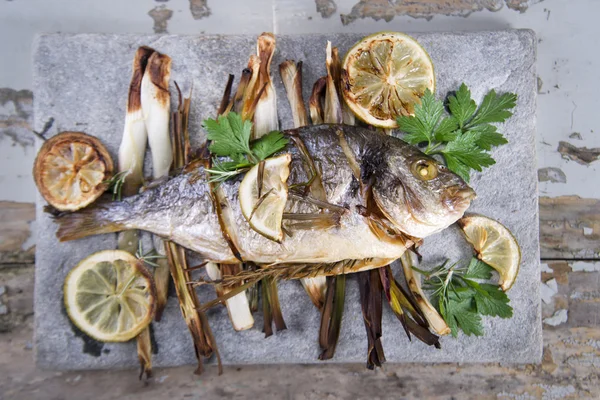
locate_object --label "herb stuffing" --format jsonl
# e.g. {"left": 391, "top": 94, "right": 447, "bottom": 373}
{"left": 416, "top": 257, "right": 513, "bottom": 337}
{"left": 202, "top": 112, "right": 288, "bottom": 183}
{"left": 397, "top": 84, "right": 517, "bottom": 182}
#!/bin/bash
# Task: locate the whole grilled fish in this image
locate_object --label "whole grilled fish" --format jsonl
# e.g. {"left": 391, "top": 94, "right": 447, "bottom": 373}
{"left": 55, "top": 124, "right": 475, "bottom": 269}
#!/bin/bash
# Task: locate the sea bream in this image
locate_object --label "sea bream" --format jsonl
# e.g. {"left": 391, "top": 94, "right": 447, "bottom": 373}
{"left": 54, "top": 124, "right": 476, "bottom": 271}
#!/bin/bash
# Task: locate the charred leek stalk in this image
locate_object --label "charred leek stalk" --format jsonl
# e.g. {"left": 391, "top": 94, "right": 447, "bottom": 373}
{"left": 203, "top": 75, "right": 256, "bottom": 333}
{"left": 400, "top": 252, "right": 451, "bottom": 336}
{"left": 141, "top": 51, "right": 173, "bottom": 179}
{"left": 279, "top": 60, "right": 327, "bottom": 310}
{"left": 116, "top": 47, "right": 155, "bottom": 379}
{"left": 166, "top": 85, "right": 222, "bottom": 375}
{"left": 140, "top": 50, "right": 174, "bottom": 323}
{"left": 118, "top": 46, "right": 153, "bottom": 197}
{"left": 249, "top": 33, "right": 287, "bottom": 334}
{"left": 205, "top": 263, "right": 254, "bottom": 331}
{"left": 324, "top": 42, "right": 343, "bottom": 125}
{"left": 253, "top": 33, "right": 278, "bottom": 138}
{"left": 357, "top": 269, "right": 385, "bottom": 369}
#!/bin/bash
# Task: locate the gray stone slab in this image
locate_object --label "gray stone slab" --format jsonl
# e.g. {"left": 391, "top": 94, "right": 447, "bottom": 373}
{"left": 33, "top": 31, "right": 540, "bottom": 370}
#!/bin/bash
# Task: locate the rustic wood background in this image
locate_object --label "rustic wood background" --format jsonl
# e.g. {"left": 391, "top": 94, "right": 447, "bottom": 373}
{"left": 1, "top": 1, "right": 598, "bottom": 399}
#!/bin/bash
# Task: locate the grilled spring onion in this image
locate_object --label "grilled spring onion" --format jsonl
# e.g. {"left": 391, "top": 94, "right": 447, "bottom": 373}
{"left": 249, "top": 33, "right": 286, "bottom": 334}
{"left": 279, "top": 60, "right": 327, "bottom": 310}
{"left": 205, "top": 263, "right": 254, "bottom": 331}
{"left": 118, "top": 46, "right": 154, "bottom": 197}
{"left": 117, "top": 47, "right": 155, "bottom": 379}
{"left": 141, "top": 51, "right": 173, "bottom": 179}
{"left": 400, "top": 251, "right": 451, "bottom": 336}
{"left": 324, "top": 41, "right": 343, "bottom": 125}
{"left": 253, "top": 32, "right": 278, "bottom": 139}
{"left": 205, "top": 74, "right": 256, "bottom": 333}
{"left": 166, "top": 85, "right": 222, "bottom": 375}
{"left": 309, "top": 77, "right": 327, "bottom": 125}
{"left": 357, "top": 269, "right": 385, "bottom": 369}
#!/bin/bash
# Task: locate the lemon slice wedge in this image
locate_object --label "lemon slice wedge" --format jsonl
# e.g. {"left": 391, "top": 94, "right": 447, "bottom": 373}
{"left": 34, "top": 131, "right": 113, "bottom": 211}
{"left": 239, "top": 154, "right": 291, "bottom": 242}
{"left": 458, "top": 215, "right": 521, "bottom": 291}
{"left": 342, "top": 32, "right": 435, "bottom": 128}
{"left": 64, "top": 250, "right": 156, "bottom": 342}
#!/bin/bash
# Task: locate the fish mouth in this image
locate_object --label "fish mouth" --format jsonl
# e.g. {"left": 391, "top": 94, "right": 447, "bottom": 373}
{"left": 442, "top": 185, "right": 477, "bottom": 214}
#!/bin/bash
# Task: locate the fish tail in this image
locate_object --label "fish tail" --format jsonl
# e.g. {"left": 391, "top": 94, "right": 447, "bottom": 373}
{"left": 53, "top": 204, "right": 125, "bottom": 241}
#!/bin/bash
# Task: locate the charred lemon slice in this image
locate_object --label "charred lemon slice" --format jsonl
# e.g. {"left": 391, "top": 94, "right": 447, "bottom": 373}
{"left": 34, "top": 131, "right": 113, "bottom": 211}
{"left": 239, "top": 154, "right": 291, "bottom": 242}
{"left": 64, "top": 250, "right": 156, "bottom": 342}
{"left": 458, "top": 215, "right": 521, "bottom": 291}
{"left": 342, "top": 32, "right": 435, "bottom": 128}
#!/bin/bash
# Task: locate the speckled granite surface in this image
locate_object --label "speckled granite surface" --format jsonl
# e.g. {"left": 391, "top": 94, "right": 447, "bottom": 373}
{"left": 33, "top": 31, "right": 540, "bottom": 369}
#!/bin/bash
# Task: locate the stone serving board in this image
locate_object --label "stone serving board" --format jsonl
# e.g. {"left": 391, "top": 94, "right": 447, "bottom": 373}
{"left": 33, "top": 31, "right": 540, "bottom": 370}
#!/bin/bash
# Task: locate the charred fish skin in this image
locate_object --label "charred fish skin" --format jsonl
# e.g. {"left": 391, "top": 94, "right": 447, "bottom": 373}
{"left": 54, "top": 124, "right": 475, "bottom": 266}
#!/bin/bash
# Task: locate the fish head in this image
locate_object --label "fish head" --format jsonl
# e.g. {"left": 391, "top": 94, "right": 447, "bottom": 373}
{"left": 372, "top": 144, "right": 476, "bottom": 238}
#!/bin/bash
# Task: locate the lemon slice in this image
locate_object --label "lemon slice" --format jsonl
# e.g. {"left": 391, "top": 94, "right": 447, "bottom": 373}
{"left": 239, "top": 154, "right": 291, "bottom": 242}
{"left": 458, "top": 215, "right": 521, "bottom": 291}
{"left": 342, "top": 32, "right": 435, "bottom": 128}
{"left": 64, "top": 250, "right": 156, "bottom": 342}
{"left": 34, "top": 131, "right": 114, "bottom": 211}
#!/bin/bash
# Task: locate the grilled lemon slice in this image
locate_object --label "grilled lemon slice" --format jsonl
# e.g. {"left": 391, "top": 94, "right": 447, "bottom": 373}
{"left": 239, "top": 154, "right": 291, "bottom": 242}
{"left": 34, "top": 131, "right": 113, "bottom": 211}
{"left": 458, "top": 215, "right": 521, "bottom": 291}
{"left": 64, "top": 250, "right": 156, "bottom": 342}
{"left": 342, "top": 32, "right": 435, "bottom": 128}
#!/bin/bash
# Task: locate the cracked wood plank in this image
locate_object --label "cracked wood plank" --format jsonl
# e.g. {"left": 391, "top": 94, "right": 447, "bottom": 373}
{"left": 540, "top": 196, "right": 600, "bottom": 260}
{"left": 0, "top": 202, "right": 35, "bottom": 264}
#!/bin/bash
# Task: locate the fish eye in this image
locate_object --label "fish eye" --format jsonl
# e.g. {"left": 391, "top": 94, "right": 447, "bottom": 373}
{"left": 411, "top": 159, "right": 438, "bottom": 181}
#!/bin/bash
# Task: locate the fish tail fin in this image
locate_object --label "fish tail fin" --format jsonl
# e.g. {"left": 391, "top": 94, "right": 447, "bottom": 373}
{"left": 52, "top": 204, "right": 125, "bottom": 241}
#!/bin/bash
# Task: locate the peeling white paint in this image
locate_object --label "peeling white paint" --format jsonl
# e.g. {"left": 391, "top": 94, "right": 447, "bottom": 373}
{"left": 536, "top": 383, "right": 576, "bottom": 400}
{"left": 571, "top": 261, "right": 600, "bottom": 272}
{"left": 540, "top": 278, "right": 558, "bottom": 304}
{"left": 543, "top": 309, "right": 568, "bottom": 326}
{"left": 540, "top": 263, "right": 553, "bottom": 273}
{"left": 21, "top": 218, "right": 36, "bottom": 251}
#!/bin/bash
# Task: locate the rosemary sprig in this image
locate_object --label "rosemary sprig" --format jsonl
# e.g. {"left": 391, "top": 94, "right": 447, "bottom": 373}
{"left": 103, "top": 170, "right": 129, "bottom": 201}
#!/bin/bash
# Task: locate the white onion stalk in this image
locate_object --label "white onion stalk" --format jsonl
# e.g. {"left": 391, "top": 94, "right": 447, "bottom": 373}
{"left": 400, "top": 252, "right": 451, "bottom": 336}
{"left": 118, "top": 47, "right": 154, "bottom": 196}
{"left": 253, "top": 32, "right": 278, "bottom": 138}
{"left": 279, "top": 59, "right": 327, "bottom": 310}
{"left": 330, "top": 46, "right": 355, "bottom": 125}
{"left": 118, "top": 46, "right": 156, "bottom": 379}
{"left": 241, "top": 55, "right": 261, "bottom": 121}
{"left": 141, "top": 51, "right": 173, "bottom": 179}
{"left": 206, "top": 262, "right": 254, "bottom": 331}
{"left": 324, "top": 41, "right": 342, "bottom": 124}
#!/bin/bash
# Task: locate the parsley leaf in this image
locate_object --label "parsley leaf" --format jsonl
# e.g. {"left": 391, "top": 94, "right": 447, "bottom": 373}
{"left": 464, "top": 258, "right": 493, "bottom": 280}
{"left": 202, "top": 112, "right": 289, "bottom": 183}
{"left": 419, "top": 257, "right": 513, "bottom": 337}
{"left": 433, "top": 117, "right": 459, "bottom": 142}
{"left": 468, "top": 90, "right": 517, "bottom": 126}
{"left": 252, "top": 130, "right": 289, "bottom": 161}
{"left": 204, "top": 113, "right": 253, "bottom": 157}
{"left": 441, "top": 131, "right": 496, "bottom": 182}
{"left": 448, "top": 83, "right": 477, "bottom": 128}
{"left": 469, "top": 124, "right": 508, "bottom": 151}
{"left": 396, "top": 83, "right": 516, "bottom": 182}
{"left": 473, "top": 284, "right": 513, "bottom": 318}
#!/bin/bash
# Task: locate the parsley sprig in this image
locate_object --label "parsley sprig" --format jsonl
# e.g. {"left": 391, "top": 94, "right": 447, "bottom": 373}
{"left": 416, "top": 258, "right": 513, "bottom": 337}
{"left": 397, "top": 84, "right": 516, "bottom": 182}
{"left": 202, "top": 112, "right": 289, "bottom": 183}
